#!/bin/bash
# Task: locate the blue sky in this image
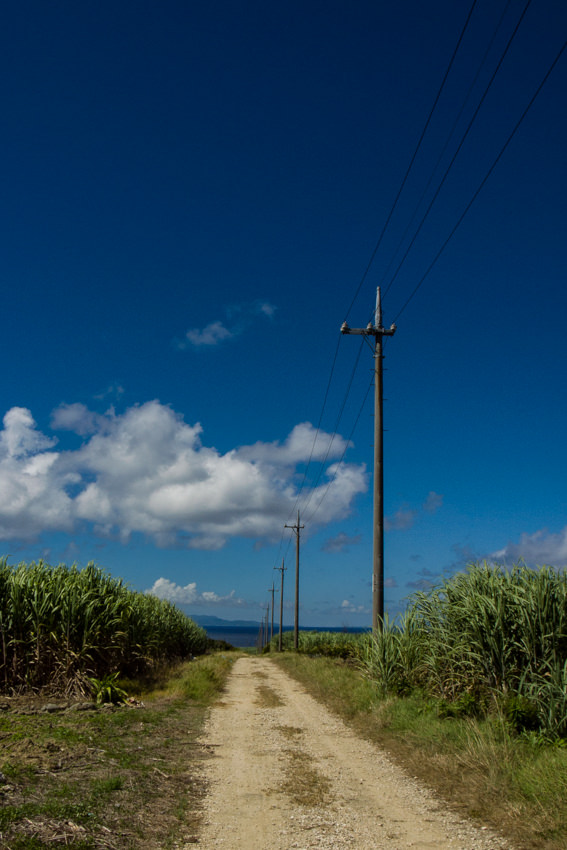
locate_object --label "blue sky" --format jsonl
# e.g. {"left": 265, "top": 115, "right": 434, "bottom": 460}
{"left": 1, "top": 0, "right": 566, "bottom": 626}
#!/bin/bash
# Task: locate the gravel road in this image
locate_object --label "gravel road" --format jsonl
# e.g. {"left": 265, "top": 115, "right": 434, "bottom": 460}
{"left": 194, "top": 656, "right": 514, "bottom": 850}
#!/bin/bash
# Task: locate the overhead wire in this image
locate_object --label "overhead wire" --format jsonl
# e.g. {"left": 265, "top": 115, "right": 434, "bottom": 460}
{"left": 392, "top": 34, "right": 567, "bottom": 323}
{"left": 382, "top": 0, "right": 534, "bottom": 302}
{"left": 342, "top": 0, "right": 479, "bottom": 324}
{"left": 303, "top": 374, "right": 375, "bottom": 526}
{"left": 271, "top": 0, "right": 564, "bottom": 582}
{"left": 379, "top": 0, "right": 514, "bottom": 297}
{"left": 283, "top": 332, "right": 343, "bottom": 527}
{"left": 298, "top": 337, "right": 366, "bottom": 520}
{"left": 288, "top": 1, "right": 482, "bottom": 547}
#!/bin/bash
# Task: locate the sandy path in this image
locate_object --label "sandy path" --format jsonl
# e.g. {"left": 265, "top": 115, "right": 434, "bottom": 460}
{"left": 194, "top": 656, "right": 513, "bottom": 850}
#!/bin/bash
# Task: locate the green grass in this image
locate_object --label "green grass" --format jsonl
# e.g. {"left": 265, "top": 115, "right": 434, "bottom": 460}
{"left": 273, "top": 652, "right": 567, "bottom": 850}
{"left": 159, "top": 653, "right": 236, "bottom": 702}
{"left": 91, "top": 775, "right": 124, "bottom": 794}
{"left": 0, "top": 652, "right": 236, "bottom": 849}
{"left": 0, "top": 557, "right": 208, "bottom": 693}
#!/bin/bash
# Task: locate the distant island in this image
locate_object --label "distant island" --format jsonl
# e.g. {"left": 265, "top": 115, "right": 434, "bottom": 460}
{"left": 189, "top": 614, "right": 264, "bottom": 628}
{"left": 188, "top": 614, "right": 369, "bottom": 632}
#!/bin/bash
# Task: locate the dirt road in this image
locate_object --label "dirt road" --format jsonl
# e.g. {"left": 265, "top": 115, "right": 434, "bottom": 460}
{"left": 194, "top": 656, "right": 513, "bottom": 850}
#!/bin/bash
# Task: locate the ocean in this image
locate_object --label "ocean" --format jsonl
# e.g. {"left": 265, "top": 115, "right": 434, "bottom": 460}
{"left": 204, "top": 624, "right": 368, "bottom": 648}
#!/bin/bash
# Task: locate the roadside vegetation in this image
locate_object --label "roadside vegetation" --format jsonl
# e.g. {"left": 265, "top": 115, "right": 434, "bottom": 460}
{"left": 0, "top": 652, "right": 237, "bottom": 848}
{"left": 271, "top": 562, "right": 567, "bottom": 850}
{"left": 0, "top": 558, "right": 207, "bottom": 695}
{"left": 0, "top": 557, "right": 233, "bottom": 848}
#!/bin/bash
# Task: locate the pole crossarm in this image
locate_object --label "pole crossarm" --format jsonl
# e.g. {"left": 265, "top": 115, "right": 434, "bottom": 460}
{"left": 340, "top": 320, "right": 396, "bottom": 338}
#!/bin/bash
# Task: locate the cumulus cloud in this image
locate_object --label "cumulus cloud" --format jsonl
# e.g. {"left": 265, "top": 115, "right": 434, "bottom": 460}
{"left": 0, "top": 408, "right": 73, "bottom": 539}
{"left": 0, "top": 401, "right": 366, "bottom": 547}
{"left": 385, "top": 507, "right": 417, "bottom": 532}
{"left": 183, "top": 320, "right": 233, "bottom": 347}
{"left": 406, "top": 578, "right": 435, "bottom": 591}
{"left": 236, "top": 422, "right": 350, "bottom": 467}
{"left": 1, "top": 408, "right": 56, "bottom": 458}
{"left": 340, "top": 599, "right": 368, "bottom": 614}
{"left": 51, "top": 403, "right": 112, "bottom": 436}
{"left": 423, "top": 491, "right": 443, "bottom": 513}
{"left": 178, "top": 300, "right": 277, "bottom": 349}
{"left": 322, "top": 532, "right": 362, "bottom": 553}
{"left": 385, "top": 491, "right": 443, "bottom": 532}
{"left": 146, "top": 578, "right": 244, "bottom": 607}
{"left": 492, "top": 527, "right": 567, "bottom": 567}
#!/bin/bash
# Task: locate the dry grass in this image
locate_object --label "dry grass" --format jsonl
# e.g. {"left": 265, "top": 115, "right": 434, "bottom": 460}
{"left": 254, "top": 684, "right": 284, "bottom": 708}
{"left": 279, "top": 749, "right": 332, "bottom": 807}
{"left": 0, "top": 654, "right": 236, "bottom": 849}
{"left": 273, "top": 652, "right": 567, "bottom": 850}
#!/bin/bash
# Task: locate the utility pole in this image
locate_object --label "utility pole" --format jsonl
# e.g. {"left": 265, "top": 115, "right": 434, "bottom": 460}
{"left": 274, "top": 559, "right": 286, "bottom": 651}
{"left": 268, "top": 581, "right": 277, "bottom": 641}
{"left": 257, "top": 617, "right": 263, "bottom": 653}
{"left": 285, "top": 511, "right": 304, "bottom": 650}
{"left": 341, "top": 287, "right": 396, "bottom": 632}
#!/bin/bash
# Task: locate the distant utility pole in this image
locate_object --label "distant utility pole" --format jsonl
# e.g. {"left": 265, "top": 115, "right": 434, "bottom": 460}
{"left": 274, "top": 559, "right": 287, "bottom": 651}
{"left": 268, "top": 581, "right": 278, "bottom": 641}
{"left": 341, "top": 287, "right": 396, "bottom": 632}
{"left": 285, "top": 511, "right": 304, "bottom": 650}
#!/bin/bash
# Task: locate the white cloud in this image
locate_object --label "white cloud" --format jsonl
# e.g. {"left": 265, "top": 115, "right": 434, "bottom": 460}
{"left": 423, "top": 491, "right": 443, "bottom": 513}
{"left": 178, "top": 300, "right": 277, "bottom": 349}
{"left": 146, "top": 578, "right": 244, "bottom": 607}
{"left": 0, "top": 408, "right": 73, "bottom": 539}
{"left": 0, "top": 401, "right": 367, "bottom": 547}
{"left": 51, "top": 403, "right": 112, "bottom": 436}
{"left": 0, "top": 408, "right": 56, "bottom": 458}
{"left": 340, "top": 599, "right": 368, "bottom": 614}
{"left": 492, "top": 527, "right": 567, "bottom": 567}
{"left": 147, "top": 578, "right": 198, "bottom": 604}
{"left": 322, "top": 531, "right": 362, "bottom": 553}
{"left": 258, "top": 302, "right": 276, "bottom": 318}
{"left": 385, "top": 507, "right": 417, "bottom": 531}
{"left": 236, "top": 422, "right": 350, "bottom": 466}
{"left": 183, "top": 320, "right": 233, "bottom": 347}
{"left": 384, "top": 491, "right": 444, "bottom": 532}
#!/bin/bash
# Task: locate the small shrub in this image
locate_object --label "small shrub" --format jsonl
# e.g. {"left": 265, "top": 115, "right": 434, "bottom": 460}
{"left": 87, "top": 673, "right": 128, "bottom": 705}
{"left": 502, "top": 693, "right": 540, "bottom": 733}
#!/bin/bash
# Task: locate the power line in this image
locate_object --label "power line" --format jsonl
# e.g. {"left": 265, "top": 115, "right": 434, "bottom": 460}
{"left": 343, "top": 0, "right": 479, "bottom": 323}
{"left": 380, "top": 0, "right": 514, "bottom": 298}
{"left": 283, "top": 333, "right": 343, "bottom": 526}
{"left": 383, "top": 0, "right": 534, "bottom": 301}
{"left": 392, "top": 34, "right": 567, "bottom": 324}
{"left": 298, "top": 338, "right": 366, "bottom": 519}
{"left": 303, "top": 373, "right": 374, "bottom": 526}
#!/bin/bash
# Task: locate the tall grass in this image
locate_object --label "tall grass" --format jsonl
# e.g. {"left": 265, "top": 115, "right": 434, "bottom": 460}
{"left": 360, "top": 563, "right": 567, "bottom": 738}
{"left": 269, "top": 629, "right": 366, "bottom": 659}
{"left": 0, "top": 558, "right": 207, "bottom": 693}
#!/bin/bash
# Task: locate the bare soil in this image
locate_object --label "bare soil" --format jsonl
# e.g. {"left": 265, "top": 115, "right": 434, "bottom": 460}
{"left": 195, "top": 656, "right": 515, "bottom": 850}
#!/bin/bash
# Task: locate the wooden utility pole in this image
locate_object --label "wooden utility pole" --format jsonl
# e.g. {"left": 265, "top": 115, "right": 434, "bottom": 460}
{"left": 341, "top": 287, "right": 396, "bottom": 632}
{"left": 285, "top": 511, "right": 304, "bottom": 650}
{"left": 274, "top": 559, "right": 286, "bottom": 651}
{"left": 268, "top": 581, "right": 278, "bottom": 641}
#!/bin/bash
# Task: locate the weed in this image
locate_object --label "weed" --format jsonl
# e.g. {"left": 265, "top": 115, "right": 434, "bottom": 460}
{"left": 87, "top": 672, "right": 128, "bottom": 704}
{"left": 275, "top": 650, "right": 567, "bottom": 850}
{"left": 92, "top": 775, "right": 124, "bottom": 794}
